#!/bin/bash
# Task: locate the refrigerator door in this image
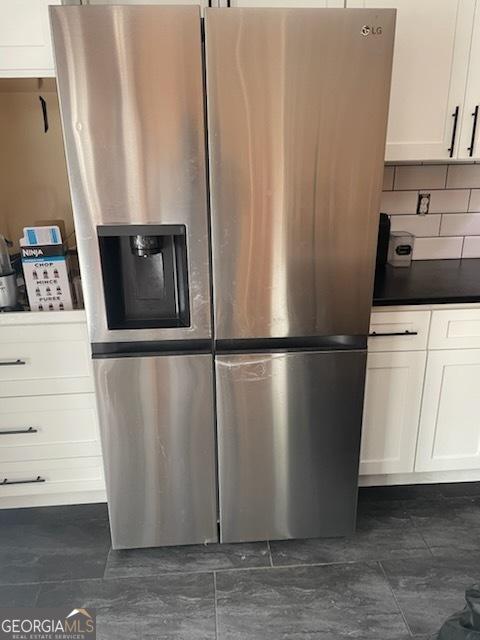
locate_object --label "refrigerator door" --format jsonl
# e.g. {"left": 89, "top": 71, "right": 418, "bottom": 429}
{"left": 94, "top": 354, "right": 217, "bottom": 549}
{"left": 206, "top": 8, "right": 395, "bottom": 340}
{"left": 216, "top": 349, "right": 366, "bottom": 543}
{"left": 51, "top": 6, "right": 211, "bottom": 344}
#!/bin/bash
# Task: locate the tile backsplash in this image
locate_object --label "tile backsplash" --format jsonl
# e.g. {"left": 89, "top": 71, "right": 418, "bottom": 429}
{"left": 381, "top": 163, "right": 480, "bottom": 260}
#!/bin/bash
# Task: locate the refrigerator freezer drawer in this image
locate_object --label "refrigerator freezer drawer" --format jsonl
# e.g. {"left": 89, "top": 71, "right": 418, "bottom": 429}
{"left": 94, "top": 353, "right": 217, "bottom": 549}
{"left": 216, "top": 349, "right": 367, "bottom": 543}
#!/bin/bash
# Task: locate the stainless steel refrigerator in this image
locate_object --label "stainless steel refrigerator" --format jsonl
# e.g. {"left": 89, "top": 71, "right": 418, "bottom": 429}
{"left": 51, "top": 5, "right": 394, "bottom": 548}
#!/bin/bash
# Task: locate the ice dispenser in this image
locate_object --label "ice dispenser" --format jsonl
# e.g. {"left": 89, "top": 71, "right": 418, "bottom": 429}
{"left": 98, "top": 225, "right": 190, "bottom": 330}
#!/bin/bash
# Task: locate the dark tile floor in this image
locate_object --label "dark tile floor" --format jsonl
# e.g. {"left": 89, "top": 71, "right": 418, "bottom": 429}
{"left": 2, "top": 483, "right": 480, "bottom": 639}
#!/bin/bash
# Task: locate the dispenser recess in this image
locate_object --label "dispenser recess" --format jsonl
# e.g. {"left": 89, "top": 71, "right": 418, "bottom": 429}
{"left": 98, "top": 225, "right": 190, "bottom": 330}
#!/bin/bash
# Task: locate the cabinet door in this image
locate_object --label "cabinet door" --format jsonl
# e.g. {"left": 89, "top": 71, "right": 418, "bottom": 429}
{"left": 347, "top": 0, "right": 475, "bottom": 161}
{"left": 458, "top": 1, "right": 480, "bottom": 159}
{"left": 416, "top": 349, "right": 480, "bottom": 472}
{"left": 360, "top": 350, "right": 426, "bottom": 475}
{"left": 221, "top": 1, "right": 344, "bottom": 7}
{"left": 0, "top": 0, "right": 62, "bottom": 78}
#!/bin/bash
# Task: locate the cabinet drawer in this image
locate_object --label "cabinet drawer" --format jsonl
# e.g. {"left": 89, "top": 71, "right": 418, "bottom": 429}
{"left": 0, "top": 457, "right": 105, "bottom": 498}
{"left": 0, "top": 323, "right": 93, "bottom": 397}
{"left": 429, "top": 309, "right": 480, "bottom": 349}
{"left": 0, "top": 394, "right": 101, "bottom": 463}
{"left": 368, "top": 311, "right": 430, "bottom": 352}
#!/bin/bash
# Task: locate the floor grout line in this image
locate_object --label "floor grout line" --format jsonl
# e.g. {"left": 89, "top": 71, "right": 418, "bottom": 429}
{"left": 266, "top": 540, "right": 274, "bottom": 568}
{"left": 378, "top": 560, "right": 415, "bottom": 638}
{"left": 213, "top": 571, "right": 219, "bottom": 640}
{"left": 101, "top": 547, "right": 111, "bottom": 580}
{"left": 0, "top": 554, "right": 438, "bottom": 589}
{"left": 33, "top": 583, "right": 41, "bottom": 608}
{"left": 404, "top": 507, "right": 436, "bottom": 559}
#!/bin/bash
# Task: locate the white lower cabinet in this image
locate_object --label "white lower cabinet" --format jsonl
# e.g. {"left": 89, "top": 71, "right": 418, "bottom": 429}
{"left": 415, "top": 349, "right": 480, "bottom": 472}
{"left": 4, "top": 305, "right": 480, "bottom": 504}
{"left": 362, "top": 304, "right": 480, "bottom": 486}
{"left": 0, "top": 457, "right": 105, "bottom": 509}
{"left": 360, "top": 350, "right": 426, "bottom": 475}
{"left": 0, "top": 394, "right": 102, "bottom": 463}
{"left": 0, "top": 311, "right": 105, "bottom": 509}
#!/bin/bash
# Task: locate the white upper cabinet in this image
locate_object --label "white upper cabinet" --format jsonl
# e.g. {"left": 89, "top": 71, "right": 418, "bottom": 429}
{"left": 459, "top": 1, "right": 480, "bottom": 159}
{"left": 0, "top": 0, "right": 214, "bottom": 78}
{"left": 347, "top": 0, "right": 476, "bottom": 161}
{"left": 0, "top": 0, "right": 62, "bottom": 78}
{"left": 219, "top": 1, "right": 344, "bottom": 7}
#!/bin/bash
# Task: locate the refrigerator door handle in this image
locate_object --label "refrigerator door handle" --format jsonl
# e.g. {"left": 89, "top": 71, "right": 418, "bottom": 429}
{"left": 215, "top": 336, "right": 367, "bottom": 353}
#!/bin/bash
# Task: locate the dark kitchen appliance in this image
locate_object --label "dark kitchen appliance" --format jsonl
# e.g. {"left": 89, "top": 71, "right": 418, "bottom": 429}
{"left": 0, "top": 235, "right": 19, "bottom": 311}
{"left": 376, "top": 213, "right": 391, "bottom": 270}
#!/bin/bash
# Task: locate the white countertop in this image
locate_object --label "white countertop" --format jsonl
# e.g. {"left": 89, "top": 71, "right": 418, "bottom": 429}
{"left": 0, "top": 309, "right": 87, "bottom": 326}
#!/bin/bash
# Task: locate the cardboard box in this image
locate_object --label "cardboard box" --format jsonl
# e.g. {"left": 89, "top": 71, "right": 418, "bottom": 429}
{"left": 21, "top": 244, "right": 73, "bottom": 311}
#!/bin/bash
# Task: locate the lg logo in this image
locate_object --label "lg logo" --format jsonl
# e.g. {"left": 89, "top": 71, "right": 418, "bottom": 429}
{"left": 361, "top": 24, "right": 383, "bottom": 36}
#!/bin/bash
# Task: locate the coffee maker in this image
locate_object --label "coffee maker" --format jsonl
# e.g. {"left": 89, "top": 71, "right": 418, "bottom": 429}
{"left": 0, "top": 235, "right": 19, "bottom": 311}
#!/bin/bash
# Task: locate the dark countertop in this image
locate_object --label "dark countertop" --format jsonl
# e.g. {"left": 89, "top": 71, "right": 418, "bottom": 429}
{"left": 373, "top": 259, "right": 480, "bottom": 306}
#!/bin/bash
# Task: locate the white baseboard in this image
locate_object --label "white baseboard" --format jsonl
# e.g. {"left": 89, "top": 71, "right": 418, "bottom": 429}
{"left": 360, "top": 469, "right": 480, "bottom": 487}
{"left": 2, "top": 473, "right": 480, "bottom": 510}
{"left": 0, "top": 490, "right": 107, "bottom": 509}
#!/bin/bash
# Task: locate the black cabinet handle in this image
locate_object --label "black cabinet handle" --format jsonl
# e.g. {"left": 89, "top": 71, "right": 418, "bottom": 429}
{"left": 39, "top": 96, "right": 49, "bottom": 133}
{"left": 0, "top": 359, "right": 26, "bottom": 367}
{"left": 1, "top": 476, "right": 45, "bottom": 486}
{"left": 369, "top": 330, "right": 418, "bottom": 337}
{"left": 0, "top": 427, "right": 38, "bottom": 436}
{"left": 468, "top": 105, "right": 479, "bottom": 157}
{"left": 448, "top": 106, "right": 460, "bottom": 157}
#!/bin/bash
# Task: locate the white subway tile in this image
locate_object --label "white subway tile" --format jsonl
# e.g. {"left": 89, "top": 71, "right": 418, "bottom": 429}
{"left": 446, "top": 164, "right": 480, "bottom": 188}
{"left": 383, "top": 166, "right": 394, "bottom": 191}
{"left": 462, "top": 236, "right": 480, "bottom": 258}
{"left": 412, "top": 236, "right": 463, "bottom": 260}
{"left": 394, "top": 165, "right": 447, "bottom": 190}
{"left": 380, "top": 190, "right": 417, "bottom": 215}
{"left": 428, "top": 189, "right": 470, "bottom": 213}
{"left": 390, "top": 214, "right": 441, "bottom": 237}
{"left": 469, "top": 189, "right": 480, "bottom": 211}
{"left": 440, "top": 213, "right": 480, "bottom": 236}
